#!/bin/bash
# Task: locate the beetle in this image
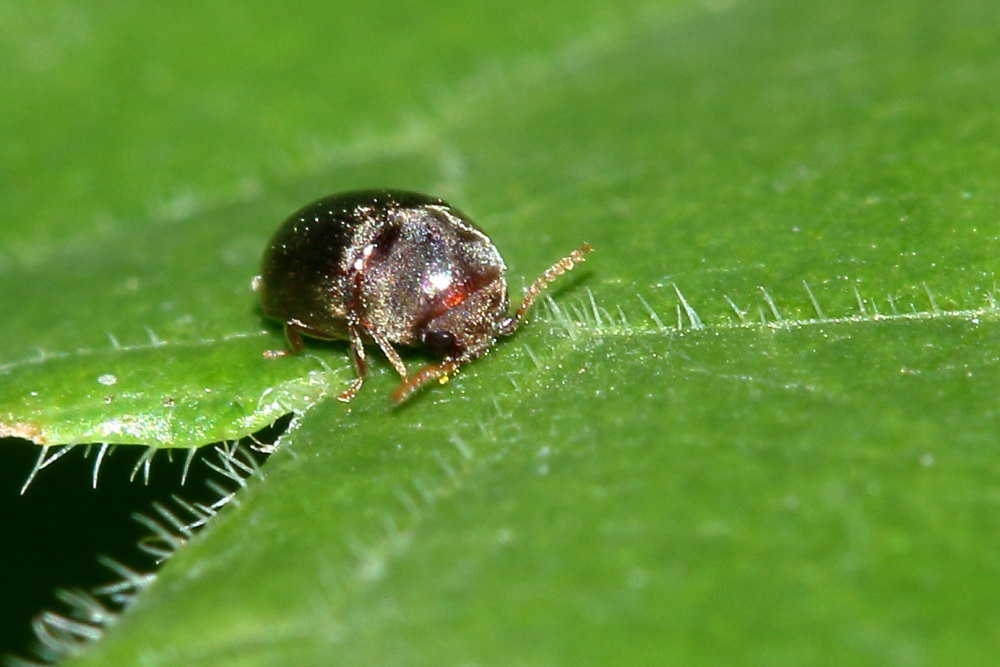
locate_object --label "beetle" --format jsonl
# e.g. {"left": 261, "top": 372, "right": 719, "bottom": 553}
{"left": 256, "top": 189, "right": 591, "bottom": 403}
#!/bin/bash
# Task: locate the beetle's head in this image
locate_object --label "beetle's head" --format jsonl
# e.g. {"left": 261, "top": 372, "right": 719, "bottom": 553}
{"left": 418, "top": 272, "right": 509, "bottom": 361}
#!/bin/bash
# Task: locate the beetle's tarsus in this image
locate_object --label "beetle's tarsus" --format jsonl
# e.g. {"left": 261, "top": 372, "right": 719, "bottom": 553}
{"left": 264, "top": 321, "right": 309, "bottom": 358}
{"left": 392, "top": 360, "right": 462, "bottom": 404}
{"left": 337, "top": 377, "right": 365, "bottom": 402}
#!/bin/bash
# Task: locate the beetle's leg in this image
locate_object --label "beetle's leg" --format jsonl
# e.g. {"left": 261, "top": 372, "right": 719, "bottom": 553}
{"left": 263, "top": 321, "right": 308, "bottom": 358}
{"left": 366, "top": 328, "right": 409, "bottom": 379}
{"left": 391, "top": 359, "right": 462, "bottom": 404}
{"left": 337, "top": 322, "right": 368, "bottom": 402}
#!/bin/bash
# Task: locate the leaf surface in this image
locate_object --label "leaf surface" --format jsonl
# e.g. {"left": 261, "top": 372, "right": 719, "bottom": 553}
{"left": 1, "top": 0, "right": 998, "bottom": 664}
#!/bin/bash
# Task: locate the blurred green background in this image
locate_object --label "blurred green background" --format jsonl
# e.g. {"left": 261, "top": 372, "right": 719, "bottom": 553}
{"left": 3, "top": 0, "right": 1000, "bottom": 664}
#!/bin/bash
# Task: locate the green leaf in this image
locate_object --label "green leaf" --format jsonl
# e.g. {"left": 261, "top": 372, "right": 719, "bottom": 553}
{"left": 3, "top": 0, "right": 999, "bottom": 663}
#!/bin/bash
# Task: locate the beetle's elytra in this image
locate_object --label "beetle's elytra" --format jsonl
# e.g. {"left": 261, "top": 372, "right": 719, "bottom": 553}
{"left": 257, "top": 189, "right": 591, "bottom": 403}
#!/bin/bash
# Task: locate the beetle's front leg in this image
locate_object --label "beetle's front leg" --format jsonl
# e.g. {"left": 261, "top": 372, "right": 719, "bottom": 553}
{"left": 337, "top": 321, "right": 368, "bottom": 402}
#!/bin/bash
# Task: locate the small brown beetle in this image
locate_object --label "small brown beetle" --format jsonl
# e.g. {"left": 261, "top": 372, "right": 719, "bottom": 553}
{"left": 257, "top": 189, "right": 591, "bottom": 403}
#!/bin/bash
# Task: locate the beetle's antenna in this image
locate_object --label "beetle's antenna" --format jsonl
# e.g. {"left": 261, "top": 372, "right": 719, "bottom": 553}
{"left": 510, "top": 242, "right": 593, "bottom": 327}
{"left": 392, "top": 359, "right": 462, "bottom": 404}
